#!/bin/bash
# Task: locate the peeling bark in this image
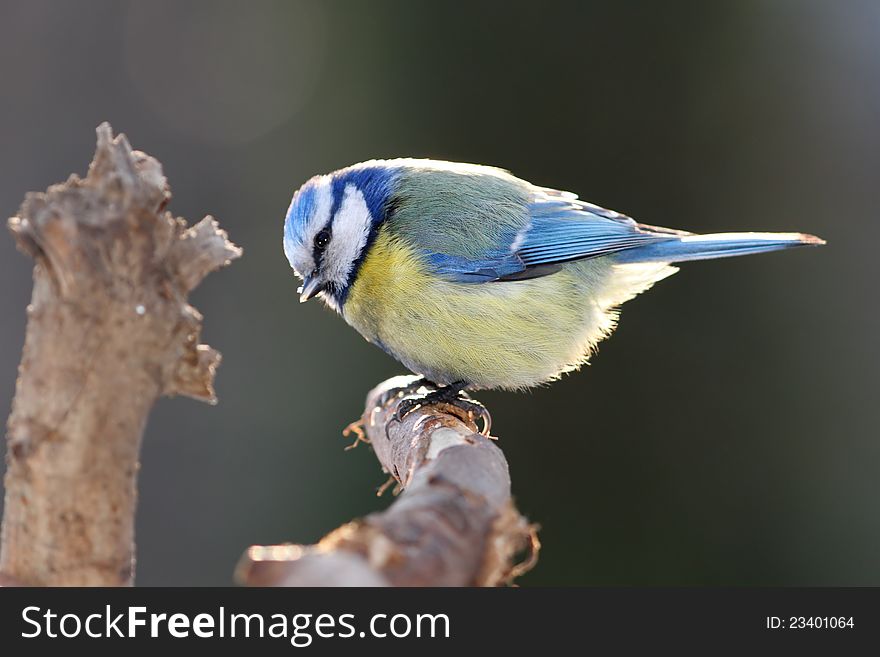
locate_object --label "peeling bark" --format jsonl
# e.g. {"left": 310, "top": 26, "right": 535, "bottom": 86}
{"left": 0, "top": 124, "right": 241, "bottom": 586}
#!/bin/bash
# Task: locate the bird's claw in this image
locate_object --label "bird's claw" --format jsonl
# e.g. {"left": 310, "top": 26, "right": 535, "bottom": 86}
{"left": 390, "top": 385, "right": 492, "bottom": 437}
{"left": 374, "top": 377, "right": 429, "bottom": 412}
{"left": 451, "top": 396, "right": 493, "bottom": 437}
{"left": 392, "top": 396, "right": 423, "bottom": 424}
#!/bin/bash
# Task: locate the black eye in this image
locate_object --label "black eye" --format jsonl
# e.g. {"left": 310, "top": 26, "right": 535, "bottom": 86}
{"left": 314, "top": 229, "right": 331, "bottom": 250}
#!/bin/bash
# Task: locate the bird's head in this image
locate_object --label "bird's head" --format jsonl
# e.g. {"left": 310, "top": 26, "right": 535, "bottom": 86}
{"left": 283, "top": 163, "right": 397, "bottom": 308}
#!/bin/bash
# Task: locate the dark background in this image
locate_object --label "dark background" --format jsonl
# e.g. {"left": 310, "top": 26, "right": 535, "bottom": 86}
{"left": 0, "top": 0, "right": 876, "bottom": 586}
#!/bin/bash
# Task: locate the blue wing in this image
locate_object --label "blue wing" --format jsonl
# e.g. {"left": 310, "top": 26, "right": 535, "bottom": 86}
{"left": 425, "top": 188, "right": 677, "bottom": 283}
{"left": 514, "top": 189, "right": 677, "bottom": 268}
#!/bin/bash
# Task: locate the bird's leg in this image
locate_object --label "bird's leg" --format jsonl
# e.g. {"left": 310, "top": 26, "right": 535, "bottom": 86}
{"left": 393, "top": 380, "right": 492, "bottom": 436}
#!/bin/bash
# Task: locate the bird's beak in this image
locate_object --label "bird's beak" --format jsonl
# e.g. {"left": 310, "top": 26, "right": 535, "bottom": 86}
{"left": 298, "top": 275, "right": 325, "bottom": 303}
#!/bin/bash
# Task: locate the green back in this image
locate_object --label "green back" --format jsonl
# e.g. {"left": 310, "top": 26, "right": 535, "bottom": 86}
{"left": 388, "top": 162, "right": 532, "bottom": 259}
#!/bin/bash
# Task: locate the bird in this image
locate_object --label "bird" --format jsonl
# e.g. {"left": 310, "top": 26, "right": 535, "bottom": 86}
{"left": 283, "top": 158, "right": 823, "bottom": 427}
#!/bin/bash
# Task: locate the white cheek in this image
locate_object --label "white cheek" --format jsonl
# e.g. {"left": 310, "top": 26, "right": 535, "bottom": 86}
{"left": 324, "top": 185, "right": 373, "bottom": 284}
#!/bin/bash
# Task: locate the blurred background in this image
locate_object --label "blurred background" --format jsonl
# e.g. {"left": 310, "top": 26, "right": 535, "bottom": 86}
{"left": 0, "top": 0, "right": 877, "bottom": 586}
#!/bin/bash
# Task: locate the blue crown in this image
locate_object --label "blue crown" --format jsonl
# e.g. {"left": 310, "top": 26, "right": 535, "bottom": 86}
{"left": 285, "top": 164, "right": 400, "bottom": 248}
{"left": 329, "top": 163, "right": 399, "bottom": 222}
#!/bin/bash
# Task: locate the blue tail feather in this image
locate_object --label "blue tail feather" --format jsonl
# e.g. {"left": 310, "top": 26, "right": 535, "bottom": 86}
{"left": 615, "top": 232, "right": 825, "bottom": 264}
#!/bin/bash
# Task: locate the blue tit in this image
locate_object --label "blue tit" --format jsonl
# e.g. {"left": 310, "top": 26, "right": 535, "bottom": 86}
{"left": 283, "top": 159, "right": 824, "bottom": 395}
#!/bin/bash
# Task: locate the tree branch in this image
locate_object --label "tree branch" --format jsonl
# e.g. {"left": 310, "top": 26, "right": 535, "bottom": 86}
{"left": 236, "top": 375, "right": 539, "bottom": 587}
{"left": 0, "top": 123, "right": 241, "bottom": 586}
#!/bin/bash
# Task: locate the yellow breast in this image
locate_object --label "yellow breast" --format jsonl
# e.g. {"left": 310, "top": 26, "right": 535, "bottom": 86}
{"left": 342, "top": 230, "right": 674, "bottom": 389}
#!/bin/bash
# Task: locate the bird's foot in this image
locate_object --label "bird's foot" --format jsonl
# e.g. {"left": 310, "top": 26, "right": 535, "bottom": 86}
{"left": 373, "top": 376, "right": 431, "bottom": 411}
{"left": 392, "top": 381, "right": 492, "bottom": 437}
